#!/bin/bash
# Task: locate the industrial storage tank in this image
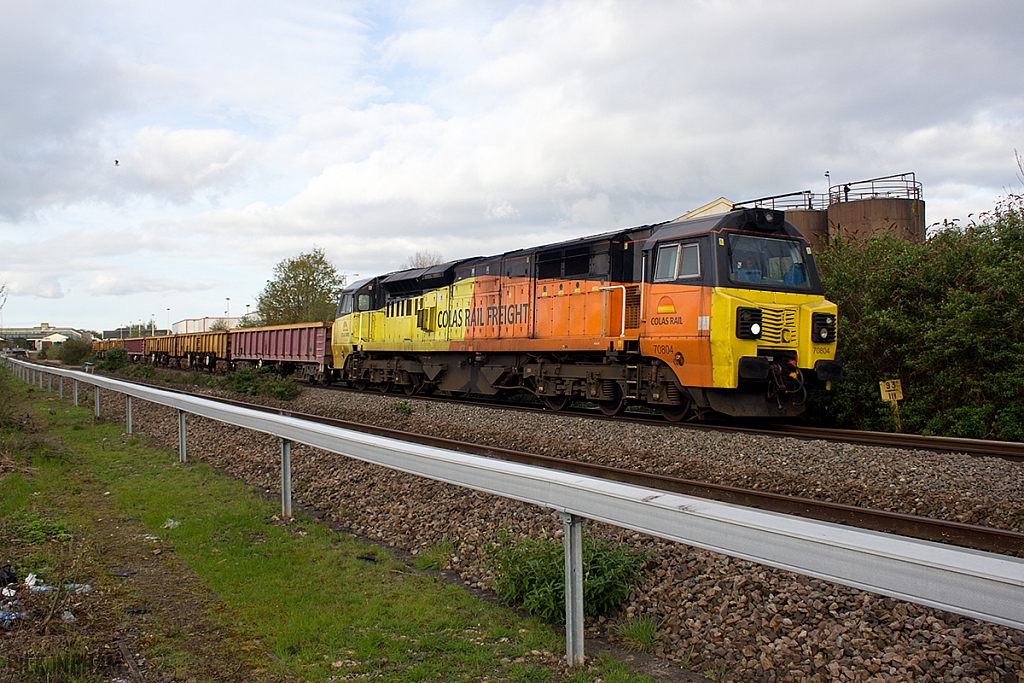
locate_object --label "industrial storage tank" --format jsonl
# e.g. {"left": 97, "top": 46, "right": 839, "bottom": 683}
{"left": 827, "top": 173, "right": 925, "bottom": 243}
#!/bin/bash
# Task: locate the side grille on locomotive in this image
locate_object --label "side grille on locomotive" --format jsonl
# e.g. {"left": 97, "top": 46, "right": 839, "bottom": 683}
{"left": 624, "top": 286, "right": 641, "bottom": 329}
{"left": 759, "top": 308, "right": 798, "bottom": 345}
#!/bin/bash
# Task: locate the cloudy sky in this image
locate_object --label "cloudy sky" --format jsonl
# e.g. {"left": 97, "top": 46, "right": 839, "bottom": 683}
{"left": 1, "top": 0, "right": 1022, "bottom": 332}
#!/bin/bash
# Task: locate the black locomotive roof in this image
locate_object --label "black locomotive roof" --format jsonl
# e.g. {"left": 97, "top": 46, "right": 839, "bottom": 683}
{"left": 499, "top": 224, "right": 663, "bottom": 261}
{"left": 644, "top": 208, "right": 800, "bottom": 248}
{"left": 379, "top": 259, "right": 467, "bottom": 294}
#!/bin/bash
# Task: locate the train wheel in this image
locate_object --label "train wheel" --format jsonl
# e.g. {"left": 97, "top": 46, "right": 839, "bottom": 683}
{"left": 403, "top": 376, "right": 421, "bottom": 396}
{"left": 542, "top": 395, "right": 570, "bottom": 411}
{"left": 376, "top": 382, "right": 392, "bottom": 393}
{"left": 661, "top": 402, "right": 692, "bottom": 422}
{"left": 352, "top": 380, "right": 368, "bottom": 391}
{"left": 597, "top": 382, "right": 625, "bottom": 416}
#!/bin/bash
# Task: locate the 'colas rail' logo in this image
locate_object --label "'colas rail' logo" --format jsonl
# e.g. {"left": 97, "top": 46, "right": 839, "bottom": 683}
{"left": 651, "top": 296, "right": 683, "bottom": 326}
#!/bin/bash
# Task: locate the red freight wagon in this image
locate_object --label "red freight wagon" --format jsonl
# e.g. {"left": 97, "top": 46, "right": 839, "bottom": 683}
{"left": 230, "top": 322, "right": 333, "bottom": 383}
{"left": 125, "top": 337, "right": 145, "bottom": 359}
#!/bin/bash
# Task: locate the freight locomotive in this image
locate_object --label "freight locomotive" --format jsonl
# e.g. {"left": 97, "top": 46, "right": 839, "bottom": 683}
{"left": 332, "top": 208, "right": 841, "bottom": 419}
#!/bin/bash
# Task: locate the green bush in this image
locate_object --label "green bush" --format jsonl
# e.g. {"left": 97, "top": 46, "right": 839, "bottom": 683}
{"left": 124, "top": 364, "right": 156, "bottom": 380}
{"left": 487, "top": 527, "right": 647, "bottom": 623}
{"left": 809, "top": 195, "right": 1024, "bottom": 440}
{"left": 55, "top": 339, "right": 93, "bottom": 366}
{"left": 219, "top": 367, "right": 301, "bottom": 401}
{"left": 99, "top": 347, "right": 128, "bottom": 371}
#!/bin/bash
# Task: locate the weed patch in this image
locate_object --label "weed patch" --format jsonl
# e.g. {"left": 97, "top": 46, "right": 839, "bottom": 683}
{"left": 217, "top": 367, "right": 301, "bottom": 400}
{"left": 413, "top": 537, "right": 456, "bottom": 570}
{"left": 616, "top": 615, "right": 660, "bottom": 652}
{"left": 488, "top": 527, "right": 648, "bottom": 623}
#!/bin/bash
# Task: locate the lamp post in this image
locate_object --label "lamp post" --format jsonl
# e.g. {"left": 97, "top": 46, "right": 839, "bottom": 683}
{"left": 167, "top": 308, "right": 171, "bottom": 334}
{"left": 226, "top": 297, "right": 230, "bottom": 318}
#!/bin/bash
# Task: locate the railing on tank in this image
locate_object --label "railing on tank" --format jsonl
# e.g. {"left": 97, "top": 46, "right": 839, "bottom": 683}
{"left": 733, "top": 190, "right": 828, "bottom": 211}
{"left": 829, "top": 172, "right": 922, "bottom": 204}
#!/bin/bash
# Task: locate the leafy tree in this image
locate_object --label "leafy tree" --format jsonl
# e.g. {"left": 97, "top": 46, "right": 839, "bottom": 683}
{"left": 255, "top": 247, "right": 346, "bottom": 326}
{"left": 402, "top": 250, "right": 443, "bottom": 269}
{"left": 208, "top": 318, "right": 229, "bottom": 331}
{"left": 808, "top": 194, "right": 1024, "bottom": 440}
{"left": 0, "top": 282, "right": 7, "bottom": 313}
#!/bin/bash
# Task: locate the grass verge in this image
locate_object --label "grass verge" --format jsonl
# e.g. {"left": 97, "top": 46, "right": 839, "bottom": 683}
{"left": 1, "top": 370, "right": 660, "bottom": 683}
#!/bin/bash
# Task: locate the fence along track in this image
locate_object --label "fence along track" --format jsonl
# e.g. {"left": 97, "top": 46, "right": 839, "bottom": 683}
{"left": 7, "top": 359, "right": 1024, "bottom": 661}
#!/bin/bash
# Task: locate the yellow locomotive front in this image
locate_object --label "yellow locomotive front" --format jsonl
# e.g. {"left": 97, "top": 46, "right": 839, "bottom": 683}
{"left": 640, "top": 208, "right": 842, "bottom": 418}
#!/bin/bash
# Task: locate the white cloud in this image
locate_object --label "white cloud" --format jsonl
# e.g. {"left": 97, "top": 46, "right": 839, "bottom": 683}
{"left": 116, "top": 127, "right": 255, "bottom": 202}
{"left": 485, "top": 200, "right": 519, "bottom": 220}
{"left": 87, "top": 272, "right": 216, "bottom": 296}
{"left": 8, "top": 278, "right": 66, "bottom": 300}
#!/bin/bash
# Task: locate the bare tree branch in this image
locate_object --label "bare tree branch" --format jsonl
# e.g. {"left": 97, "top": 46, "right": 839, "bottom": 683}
{"left": 401, "top": 250, "right": 444, "bottom": 269}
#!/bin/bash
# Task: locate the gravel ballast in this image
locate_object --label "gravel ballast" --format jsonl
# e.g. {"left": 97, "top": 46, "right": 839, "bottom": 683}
{"left": 86, "top": 382, "right": 1024, "bottom": 682}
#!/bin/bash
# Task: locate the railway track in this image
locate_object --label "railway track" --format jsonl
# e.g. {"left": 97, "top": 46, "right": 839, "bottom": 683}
{"left": 321, "top": 383, "right": 1024, "bottom": 461}
{"left": 121, "top": 378, "right": 1024, "bottom": 557}
{"left": 35, "top": 356, "right": 1022, "bottom": 460}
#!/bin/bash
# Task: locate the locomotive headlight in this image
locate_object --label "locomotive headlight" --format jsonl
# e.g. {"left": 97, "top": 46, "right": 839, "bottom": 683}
{"left": 737, "top": 307, "right": 763, "bottom": 340}
{"left": 812, "top": 312, "right": 837, "bottom": 344}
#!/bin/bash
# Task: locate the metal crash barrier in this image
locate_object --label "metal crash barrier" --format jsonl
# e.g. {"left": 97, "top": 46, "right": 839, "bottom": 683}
{"left": 5, "top": 357, "right": 1024, "bottom": 665}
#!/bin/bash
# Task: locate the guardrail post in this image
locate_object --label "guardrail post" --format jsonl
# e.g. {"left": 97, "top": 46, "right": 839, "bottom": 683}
{"left": 74, "top": 380, "right": 79, "bottom": 407}
{"left": 178, "top": 410, "right": 187, "bottom": 462}
{"left": 126, "top": 396, "right": 133, "bottom": 435}
{"left": 94, "top": 387, "right": 101, "bottom": 417}
{"left": 281, "top": 438, "right": 293, "bottom": 519}
{"left": 560, "top": 511, "right": 585, "bottom": 667}
{"left": 59, "top": 376, "right": 63, "bottom": 399}
{"left": 47, "top": 373, "right": 52, "bottom": 393}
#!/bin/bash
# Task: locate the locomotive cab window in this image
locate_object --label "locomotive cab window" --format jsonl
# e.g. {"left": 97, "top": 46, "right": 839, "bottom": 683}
{"left": 653, "top": 242, "right": 700, "bottom": 282}
{"left": 338, "top": 294, "right": 354, "bottom": 316}
{"left": 727, "top": 235, "right": 810, "bottom": 290}
{"left": 357, "top": 293, "right": 372, "bottom": 311}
